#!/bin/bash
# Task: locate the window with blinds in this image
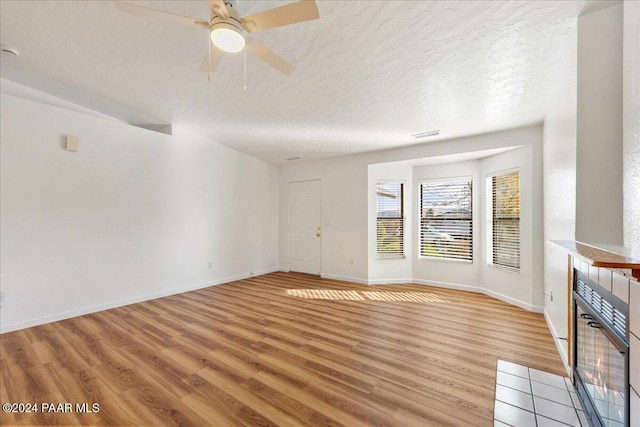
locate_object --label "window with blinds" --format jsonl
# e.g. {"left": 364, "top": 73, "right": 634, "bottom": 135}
{"left": 419, "top": 179, "right": 473, "bottom": 261}
{"left": 376, "top": 182, "right": 404, "bottom": 257}
{"left": 490, "top": 171, "right": 520, "bottom": 271}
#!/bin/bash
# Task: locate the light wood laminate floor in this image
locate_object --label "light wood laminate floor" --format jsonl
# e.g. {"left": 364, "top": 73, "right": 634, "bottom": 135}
{"left": 1, "top": 272, "right": 564, "bottom": 426}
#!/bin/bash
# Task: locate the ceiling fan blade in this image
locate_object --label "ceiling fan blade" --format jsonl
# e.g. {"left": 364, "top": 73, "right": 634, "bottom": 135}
{"left": 240, "top": 0, "right": 319, "bottom": 33}
{"left": 114, "top": 1, "right": 209, "bottom": 28}
{"left": 245, "top": 38, "right": 295, "bottom": 75}
{"left": 199, "top": 46, "right": 224, "bottom": 73}
{"left": 207, "top": 0, "right": 230, "bottom": 20}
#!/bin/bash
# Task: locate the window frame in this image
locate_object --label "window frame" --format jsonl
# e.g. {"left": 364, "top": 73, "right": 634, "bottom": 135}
{"left": 418, "top": 177, "right": 473, "bottom": 263}
{"left": 486, "top": 169, "right": 521, "bottom": 273}
{"left": 376, "top": 180, "right": 405, "bottom": 259}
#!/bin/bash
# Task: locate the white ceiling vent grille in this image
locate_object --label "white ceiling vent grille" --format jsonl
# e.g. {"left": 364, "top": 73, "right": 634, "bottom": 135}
{"left": 412, "top": 130, "right": 440, "bottom": 139}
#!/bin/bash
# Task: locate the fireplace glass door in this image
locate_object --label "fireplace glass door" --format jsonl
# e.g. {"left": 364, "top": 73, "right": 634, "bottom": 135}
{"left": 575, "top": 303, "right": 626, "bottom": 426}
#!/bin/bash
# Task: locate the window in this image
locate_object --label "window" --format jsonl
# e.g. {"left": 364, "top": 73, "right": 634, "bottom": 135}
{"left": 419, "top": 179, "right": 472, "bottom": 261}
{"left": 376, "top": 182, "right": 404, "bottom": 257}
{"left": 489, "top": 171, "right": 520, "bottom": 271}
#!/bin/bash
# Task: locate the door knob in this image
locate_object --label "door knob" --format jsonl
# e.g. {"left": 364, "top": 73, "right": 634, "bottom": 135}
{"left": 316, "top": 233, "right": 321, "bottom": 237}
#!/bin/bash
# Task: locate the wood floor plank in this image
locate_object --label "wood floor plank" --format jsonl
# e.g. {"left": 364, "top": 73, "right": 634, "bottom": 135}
{"left": 254, "top": 369, "right": 394, "bottom": 427}
{"left": 180, "top": 392, "right": 242, "bottom": 427}
{"left": 194, "top": 368, "right": 309, "bottom": 427}
{"left": 183, "top": 372, "right": 246, "bottom": 418}
{"left": 241, "top": 377, "right": 316, "bottom": 423}
{"left": 0, "top": 272, "right": 564, "bottom": 426}
{"left": 375, "top": 380, "right": 492, "bottom": 426}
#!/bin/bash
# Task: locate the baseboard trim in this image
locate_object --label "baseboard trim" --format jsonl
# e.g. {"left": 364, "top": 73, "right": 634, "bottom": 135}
{"left": 320, "top": 273, "right": 369, "bottom": 285}
{"left": 544, "top": 308, "right": 571, "bottom": 376}
{"left": 289, "top": 270, "right": 545, "bottom": 317}
{"left": 367, "top": 278, "right": 414, "bottom": 285}
{"left": 316, "top": 273, "right": 544, "bottom": 313}
{"left": 0, "top": 268, "right": 279, "bottom": 334}
{"left": 317, "top": 273, "right": 544, "bottom": 313}
{"left": 412, "top": 278, "right": 480, "bottom": 293}
{"left": 412, "top": 278, "right": 543, "bottom": 313}
{"left": 484, "top": 288, "right": 544, "bottom": 314}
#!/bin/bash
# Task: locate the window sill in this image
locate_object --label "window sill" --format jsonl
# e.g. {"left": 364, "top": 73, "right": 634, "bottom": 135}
{"left": 418, "top": 256, "right": 473, "bottom": 264}
{"left": 377, "top": 254, "right": 406, "bottom": 260}
{"left": 488, "top": 264, "right": 521, "bottom": 274}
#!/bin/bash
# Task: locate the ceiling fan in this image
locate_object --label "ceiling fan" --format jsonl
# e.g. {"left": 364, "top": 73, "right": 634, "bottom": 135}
{"left": 114, "top": 0, "right": 319, "bottom": 76}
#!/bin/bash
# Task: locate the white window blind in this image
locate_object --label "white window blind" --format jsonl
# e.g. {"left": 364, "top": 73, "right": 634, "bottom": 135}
{"left": 491, "top": 171, "right": 520, "bottom": 271}
{"left": 419, "top": 179, "right": 472, "bottom": 261}
{"left": 376, "top": 182, "right": 404, "bottom": 257}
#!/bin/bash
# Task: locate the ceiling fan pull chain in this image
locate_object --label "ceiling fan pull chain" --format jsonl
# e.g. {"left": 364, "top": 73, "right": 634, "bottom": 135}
{"left": 208, "top": 36, "right": 212, "bottom": 82}
{"left": 243, "top": 48, "right": 247, "bottom": 93}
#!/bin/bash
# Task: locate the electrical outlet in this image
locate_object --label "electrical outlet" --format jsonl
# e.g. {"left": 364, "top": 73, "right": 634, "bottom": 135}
{"left": 550, "top": 290, "right": 553, "bottom": 301}
{"left": 208, "top": 262, "right": 213, "bottom": 269}
{"left": 0, "top": 291, "right": 5, "bottom": 305}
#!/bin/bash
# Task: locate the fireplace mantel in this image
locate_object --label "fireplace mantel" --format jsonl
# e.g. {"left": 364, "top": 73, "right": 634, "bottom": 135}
{"left": 550, "top": 240, "right": 640, "bottom": 280}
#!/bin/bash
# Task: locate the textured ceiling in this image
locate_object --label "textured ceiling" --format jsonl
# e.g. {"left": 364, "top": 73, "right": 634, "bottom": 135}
{"left": 1, "top": 0, "right": 592, "bottom": 165}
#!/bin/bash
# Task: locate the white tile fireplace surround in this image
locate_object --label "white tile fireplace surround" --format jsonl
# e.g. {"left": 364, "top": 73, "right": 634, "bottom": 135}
{"left": 551, "top": 241, "right": 640, "bottom": 427}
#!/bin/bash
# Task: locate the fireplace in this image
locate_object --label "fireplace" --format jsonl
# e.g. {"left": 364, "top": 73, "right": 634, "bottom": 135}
{"left": 573, "top": 270, "right": 630, "bottom": 427}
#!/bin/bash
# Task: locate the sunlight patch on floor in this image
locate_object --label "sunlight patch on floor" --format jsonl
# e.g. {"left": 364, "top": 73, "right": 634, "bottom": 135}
{"left": 285, "top": 289, "right": 445, "bottom": 303}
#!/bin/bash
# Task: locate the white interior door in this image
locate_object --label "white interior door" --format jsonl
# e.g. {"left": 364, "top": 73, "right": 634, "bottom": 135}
{"left": 288, "top": 180, "right": 321, "bottom": 275}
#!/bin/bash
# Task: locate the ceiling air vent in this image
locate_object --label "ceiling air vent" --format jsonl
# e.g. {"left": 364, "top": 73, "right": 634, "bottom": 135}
{"left": 412, "top": 130, "right": 440, "bottom": 139}
{"left": 286, "top": 156, "right": 301, "bottom": 161}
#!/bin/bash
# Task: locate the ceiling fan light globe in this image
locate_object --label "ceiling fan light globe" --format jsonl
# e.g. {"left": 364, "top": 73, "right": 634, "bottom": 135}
{"left": 211, "top": 26, "right": 245, "bottom": 53}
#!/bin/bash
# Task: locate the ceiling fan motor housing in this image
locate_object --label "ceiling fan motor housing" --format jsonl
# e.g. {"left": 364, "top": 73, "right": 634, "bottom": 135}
{"left": 209, "top": 17, "right": 245, "bottom": 53}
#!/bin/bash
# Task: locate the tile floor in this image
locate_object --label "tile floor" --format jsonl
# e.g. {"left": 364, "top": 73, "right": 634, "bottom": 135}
{"left": 494, "top": 360, "right": 591, "bottom": 427}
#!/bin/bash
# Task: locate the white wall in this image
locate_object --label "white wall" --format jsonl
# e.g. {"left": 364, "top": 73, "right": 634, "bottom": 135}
{"left": 542, "top": 11, "right": 578, "bottom": 368}
{"left": 280, "top": 125, "right": 543, "bottom": 310}
{"left": 0, "top": 94, "right": 279, "bottom": 333}
{"left": 623, "top": 1, "right": 640, "bottom": 253}
{"left": 576, "top": 2, "right": 624, "bottom": 245}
